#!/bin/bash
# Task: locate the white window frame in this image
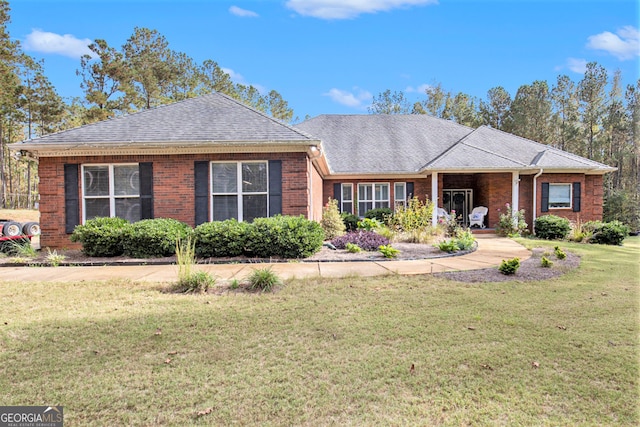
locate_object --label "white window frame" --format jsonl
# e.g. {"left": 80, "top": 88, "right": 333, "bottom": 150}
{"left": 81, "top": 163, "right": 140, "bottom": 223}
{"left": 358, "top": 183, "right": 390, "bottom": 217}
{"left": 341, "top": 183, "right": 353, "bottom": 214}
{"left": 549, "top": 183, "right": 572, "bottom": 209}
{"left": 210, "top": 161, "right": 269, "bottom": 221}
{"left": 394, "top": 182, "right": 407, "bottom": 208}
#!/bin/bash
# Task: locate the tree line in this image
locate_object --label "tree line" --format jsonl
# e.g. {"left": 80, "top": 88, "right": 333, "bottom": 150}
{"left": 368, "top": 66, "right": 639, "bottom": 228}
{"left": 0, "top": 0, "right": 638, "bottom": 227}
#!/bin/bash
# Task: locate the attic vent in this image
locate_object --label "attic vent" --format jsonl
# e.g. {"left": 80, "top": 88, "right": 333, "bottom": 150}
{"left": 531, "top": 150, "right": 546, "bottom": 166}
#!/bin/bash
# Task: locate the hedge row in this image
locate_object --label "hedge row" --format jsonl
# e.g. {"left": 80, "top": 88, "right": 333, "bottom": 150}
{"left": 71, "top": 215, "right": 324, "bottom": 259}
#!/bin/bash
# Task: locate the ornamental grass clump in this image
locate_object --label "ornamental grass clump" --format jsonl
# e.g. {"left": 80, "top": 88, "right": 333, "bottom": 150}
{"left": 331, "top": 230, "right": 389, "bottom": 251}
{"left": 247, "top": 267, "right": 281, "bottom": 292}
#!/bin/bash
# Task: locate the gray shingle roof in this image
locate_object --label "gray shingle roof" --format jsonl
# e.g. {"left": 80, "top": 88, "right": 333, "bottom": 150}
{"left": 295, "top": 114, "right": 473, "bottom": 173}
{"left": 296, "top": 115, "right": 614, "bottom": 174}
{"left": 426, "top": 126, "right": 614, "bottom": 171}
{"left": 17, "top": 92, "right": 316, "bottom": 146}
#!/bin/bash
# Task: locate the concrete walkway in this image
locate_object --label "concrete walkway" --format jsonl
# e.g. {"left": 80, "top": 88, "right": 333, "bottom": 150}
{"left": 0, "top": 235, "right": 530, "bottom": 283}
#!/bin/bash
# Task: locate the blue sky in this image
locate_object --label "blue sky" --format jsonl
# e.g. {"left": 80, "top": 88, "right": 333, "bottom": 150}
{"left": 7, "top": 0, "right": 640, "bottom": 120}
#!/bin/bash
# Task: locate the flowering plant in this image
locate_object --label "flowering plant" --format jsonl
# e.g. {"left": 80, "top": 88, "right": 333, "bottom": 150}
{"left": 496, "top": 203, "right": 528, "bottom": 237}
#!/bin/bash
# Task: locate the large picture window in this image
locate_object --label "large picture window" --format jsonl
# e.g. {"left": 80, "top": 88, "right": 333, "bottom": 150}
{"left": 82, "top": 164, "right": 140, "bottom": 222}
{"left": 549, "top": 183, "right": 572, "bottom": 208}
{"left": 358, "top": 183, "right": 389, "bottom": 216}
{"left": 211, "top": 161, "right": 268, "bottom": 221}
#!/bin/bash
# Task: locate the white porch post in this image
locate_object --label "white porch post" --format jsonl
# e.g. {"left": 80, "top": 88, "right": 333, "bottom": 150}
{"left": 431, "top": 171, "right": 439, "bottom": 227}
{"left": 512, "top": 171, "right": 520, "bottom": 228}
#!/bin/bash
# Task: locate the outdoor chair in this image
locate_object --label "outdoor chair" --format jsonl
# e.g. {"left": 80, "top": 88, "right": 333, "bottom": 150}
{"left": 468, "top": 206, "right": 488, "bottom": 228}
{"left": 437, "top": 208, "right": 451, "bottom": 221}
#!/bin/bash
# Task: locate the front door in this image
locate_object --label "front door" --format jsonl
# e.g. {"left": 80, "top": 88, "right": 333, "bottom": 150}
{"left": 442, "top": 189, "right": 473, "bottom": 226}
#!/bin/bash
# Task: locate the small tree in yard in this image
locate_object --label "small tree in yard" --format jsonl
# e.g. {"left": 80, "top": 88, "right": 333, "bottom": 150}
{"left": 321, "top": 198, "right": 346, "bottom": 240}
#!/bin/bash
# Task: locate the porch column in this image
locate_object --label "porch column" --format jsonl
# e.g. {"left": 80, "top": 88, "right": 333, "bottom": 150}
{"left": 431, "top": 171, "right": 439, "bottom": 227}
{"left": 512, "top": 171, "right": 520, "bottom": 227}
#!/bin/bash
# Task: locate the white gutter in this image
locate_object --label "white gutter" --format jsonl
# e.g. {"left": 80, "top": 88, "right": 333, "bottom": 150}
{"left": 532, "top": 168, "right": 544, "bottom": 232}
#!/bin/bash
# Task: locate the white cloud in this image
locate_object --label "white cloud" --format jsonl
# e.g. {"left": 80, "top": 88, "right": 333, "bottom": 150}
{"left": 286, "top": 0, "right": 437, "bottom": 20}
{"left": 566, "top": 57, "right": 588, "bottom": 74}
{"left": 323, "top": 87, "right": 372, "bottom": 108}
{"left": 586, "top": 25, "right": 639, "bottom": 60}
{"left": 405, "top": 84, "right": 432, "bottom": 94}
{"left": 23, "top": 29, "right": 92, "bottom": 58}
{"left": 229, "top": 5, "right": 259, "bottom": 18}
{"left": 222, "top": 67, "right": 266, "bottom": 93}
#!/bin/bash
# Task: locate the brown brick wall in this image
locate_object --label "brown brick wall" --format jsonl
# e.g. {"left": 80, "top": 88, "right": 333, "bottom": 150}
{"left": 38, "top": 152, "right": 312, "bottom": 249}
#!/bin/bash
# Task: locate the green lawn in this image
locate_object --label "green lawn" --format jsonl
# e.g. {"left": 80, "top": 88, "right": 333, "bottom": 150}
{"left": 1, "top": 237, "right": 638, "bottom": 426}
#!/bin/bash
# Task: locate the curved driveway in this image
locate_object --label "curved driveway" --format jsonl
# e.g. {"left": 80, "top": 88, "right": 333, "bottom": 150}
{"left": 0, "top": 235, "right": 530, "bottom": 283}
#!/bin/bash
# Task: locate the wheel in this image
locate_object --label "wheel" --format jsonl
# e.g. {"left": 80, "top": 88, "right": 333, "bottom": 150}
{"left": 2, "top": 221, "right": 23, "bottom": 237}
{"left": 22, "top": 222, "right": 41, "bottom": 236}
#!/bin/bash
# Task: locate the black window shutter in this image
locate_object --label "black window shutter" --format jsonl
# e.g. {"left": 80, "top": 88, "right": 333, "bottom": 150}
{"left": 406, "top": 182, "right": 414, "bottom": 200}
{"left": 572, "top": 182, "right": 581, "bottom": 212}
{"left": 64, "top": 164, "right": 80, "bottom": 233}
{"left": 541, "top": 182, "right": 549, "bottom": 212}
{"left": 139, "top": 162, "right": 153, "bottom": 220}
{"left": 268, "top": 160, "right": 282, "bottom": 216}
{"left": 333, "top": 183, "right": 341, "bottom": 207}
{"left": 194, "top": 161, "right": 209, "bottom": 226}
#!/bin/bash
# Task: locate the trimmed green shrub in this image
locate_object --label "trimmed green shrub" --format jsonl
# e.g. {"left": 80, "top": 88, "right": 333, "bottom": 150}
{"left": 534, "top": 215, "right": 571, "bottom": 240}
{"left": 245, "top": 215, "right": 324, "bottom": 259}
{"left": 365, "top": 208, "right": 393, "bottom": 224}
{"left": 341, "top": 213, "right": 359, "bottom": 232}
{"left": 499, "top": 258, "right": 520, "bottom": 275}
{"left": 123, "top": 218, "right": 192, "bottom": 258}
{"left": 584, "top": 220, "right": 629, "bottom": 246}
{"left": 194, "top": 219, "right": 250, "bottom": 258}
{"left": 70, "top": 217, "right": 130, "bottom": 257}
{"left": 321, "top": 198, "right": 346, "bottom": 240}
{"left": 540, "top": 256, "right": 553, "bottom": 268}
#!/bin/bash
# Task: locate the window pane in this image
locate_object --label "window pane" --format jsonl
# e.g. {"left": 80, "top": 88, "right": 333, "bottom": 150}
{"left": 358, "top": 202, "right": 372, "bottom": 217}
{"left": 242, "top": 163, "right": 267, "bottom": 193}
{"left": 115, "top": 198, "right": 140, "bottom": 222}
{"left": 550, "top": 184, "right": 571, "bottom": 207}
{"left": 342, "top": 184, "right": 352, "bottom": 201}
{"left": 394, "top": 183, "right": 406, "bottom": 201}
{"left": 84, "top": 166, "right": 109, "bottom": 197}
{"left": 375, "top": 201, "right": 390, "bottom": 209}
{"left": 342, "top": 202, "right": 353, "bottom": 214}
{"left": 359, "top": 184, "right": 372, "bottom": 201}
{"left": 212, "top": 163, "right": 237, "bottom": 193}
{"left": 243, "top": 195, "right": 267, "bottom": 222}
{"left": 375, "top": 184, "right": 389, "bottom": 201}
{"left": 212, "top": 195, "right": 238, "bottom": 221}
{"left": 114, "top": 165, "right": 139, "bottom": 196}
{"left": 85, "top": 198, "right": 110, "bottom": 220}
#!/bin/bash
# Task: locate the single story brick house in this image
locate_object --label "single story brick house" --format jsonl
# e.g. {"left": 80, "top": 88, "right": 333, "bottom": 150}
{"left": 13, "top": 92, "right": 614, "bottom": 249}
